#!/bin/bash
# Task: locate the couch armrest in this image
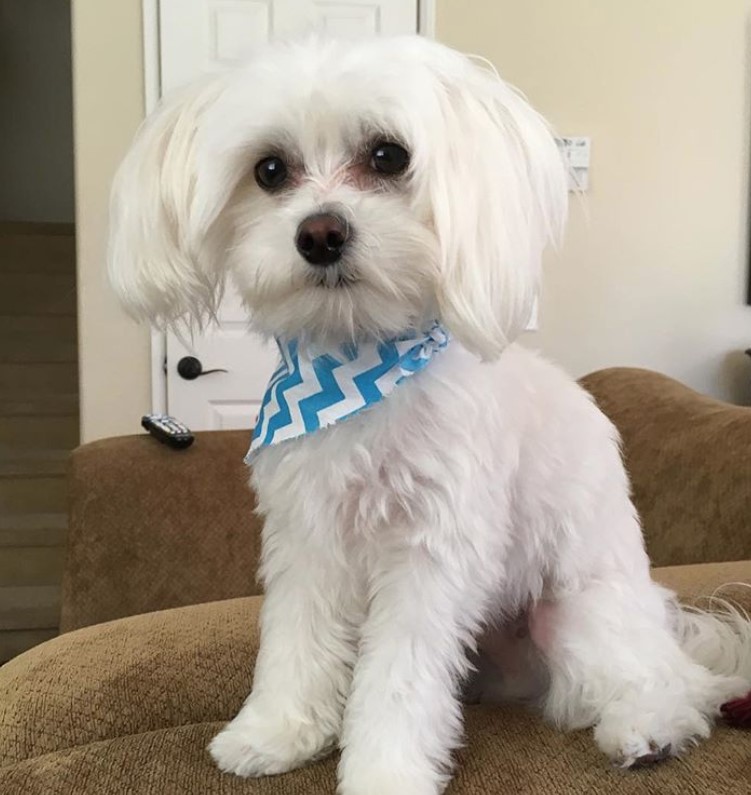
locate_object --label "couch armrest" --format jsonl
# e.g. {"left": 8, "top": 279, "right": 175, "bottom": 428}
{"left": 579, "top": 368, "right": 751, "bottom": 568}
{"left": 60, "top": 430, "right": 261, "bottom": 632}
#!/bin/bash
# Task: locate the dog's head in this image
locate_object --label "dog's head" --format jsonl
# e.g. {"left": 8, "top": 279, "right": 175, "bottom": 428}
{"left": 109, "top": 36, "right": 567, "bottom": 358}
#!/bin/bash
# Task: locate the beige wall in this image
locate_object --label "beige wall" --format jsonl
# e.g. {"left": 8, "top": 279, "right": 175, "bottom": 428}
{"left": 74, "top": 0, "right": 751, "bottom": 442}
{"left": 0, "top": 0, "right": 75, "bottom": 222}
{"left": 438, "top": 0, "right": 751, "bottom": 404}
{"left": 72, "top": 0, "right": 151, "bottom": 442}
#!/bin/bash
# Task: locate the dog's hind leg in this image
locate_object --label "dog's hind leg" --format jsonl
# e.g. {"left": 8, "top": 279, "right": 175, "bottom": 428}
{"left": 535, "top": 574, "right": 748, "bottom": 768}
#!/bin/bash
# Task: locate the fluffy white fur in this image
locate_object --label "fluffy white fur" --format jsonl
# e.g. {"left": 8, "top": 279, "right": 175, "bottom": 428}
{"left": 108, "top": 35, "right": 751, "bottom": 795}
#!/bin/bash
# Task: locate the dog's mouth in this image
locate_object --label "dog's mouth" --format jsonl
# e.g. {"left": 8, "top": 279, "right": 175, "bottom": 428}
{"left": 307, "top": 264, "right": 358, "bottom": 290}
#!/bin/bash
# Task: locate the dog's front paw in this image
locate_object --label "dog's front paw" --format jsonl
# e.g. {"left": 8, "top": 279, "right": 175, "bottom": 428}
{"left": 209, "top": 709, "right": 336, "bottom": 778}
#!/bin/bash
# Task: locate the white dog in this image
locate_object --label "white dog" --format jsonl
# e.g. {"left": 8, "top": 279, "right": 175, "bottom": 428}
{"left": 109, "top": 35, "right": 751, "bottom": 795}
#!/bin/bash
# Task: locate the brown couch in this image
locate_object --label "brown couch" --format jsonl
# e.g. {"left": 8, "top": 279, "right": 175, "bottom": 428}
{"left": 1, "top": 368, "right": 750, "bottom": 794}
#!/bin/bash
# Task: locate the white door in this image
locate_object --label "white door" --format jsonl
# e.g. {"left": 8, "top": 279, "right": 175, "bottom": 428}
{"left": 157, "top": 0, "right": 420, "bottom": 430}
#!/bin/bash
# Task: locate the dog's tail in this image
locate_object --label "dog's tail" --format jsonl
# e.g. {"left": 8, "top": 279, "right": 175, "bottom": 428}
{"left": 674, "top": 587, "right": 751, "bottom": 685}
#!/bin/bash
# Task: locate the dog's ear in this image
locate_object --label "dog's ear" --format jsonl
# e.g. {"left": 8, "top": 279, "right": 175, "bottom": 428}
{"left": 424, "top": 56, "right": 568, "bottom": 360}
{"left": 108, "top": 76, "right": 231, "bottom": 326}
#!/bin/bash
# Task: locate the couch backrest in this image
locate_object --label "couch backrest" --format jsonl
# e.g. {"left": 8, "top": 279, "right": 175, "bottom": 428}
{"left": 62, "top": 368, "right": 751, "bottom": 631}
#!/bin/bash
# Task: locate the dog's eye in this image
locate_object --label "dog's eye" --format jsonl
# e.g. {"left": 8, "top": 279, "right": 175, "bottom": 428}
{"left": 254, "top": 156, "right": 288, "bottom": 190}
{"left": 370, "top": 142, "right": 409, "bottom": 176}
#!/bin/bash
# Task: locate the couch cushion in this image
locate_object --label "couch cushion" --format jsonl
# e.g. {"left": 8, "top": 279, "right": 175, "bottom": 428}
{"left": 654, "top": 560, "right": 751, "bottom": 602}
{"left": 1, "top": 707, "right": 749, "bottom": 795}
{"left": 0, "top": 597, "right": 261, "bottom": 765}
{"left": 1, "top": 561, "right": 749, "bottom": 794}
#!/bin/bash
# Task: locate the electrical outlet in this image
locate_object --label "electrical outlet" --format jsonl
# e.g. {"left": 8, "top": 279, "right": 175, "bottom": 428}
{"left": 557, "top": 136, "right": 591, "bottom": 191}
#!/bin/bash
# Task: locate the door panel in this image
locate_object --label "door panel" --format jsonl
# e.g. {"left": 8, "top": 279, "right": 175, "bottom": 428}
{"left": 158, "top": 0, "right": 419, "bottom": 430}
{"left": 278, "top": 1, "right": 417, "bottom": 36}
{"left": 160, "top": 1, "right": 275, "bottom": 91}
{"left": 165, "top": 297, "right": 279, "bottom": 431}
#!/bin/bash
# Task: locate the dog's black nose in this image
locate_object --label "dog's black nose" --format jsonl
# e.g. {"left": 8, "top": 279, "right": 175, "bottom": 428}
{"left": 295, "top": 213, "right": 349, "bottom": 266}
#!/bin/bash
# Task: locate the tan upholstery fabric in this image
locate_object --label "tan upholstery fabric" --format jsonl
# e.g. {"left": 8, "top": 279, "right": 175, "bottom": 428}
{"left": 1, "top": 599, "right": 261, "bottom": 764}
{"left": 2, "top": 563, "right": 750, "bottom": 794}
{"left": 655, "top": 560, "right": 751, "bottom": 602}
{"left": 1, "top": 709, "right": 749, "bottom": 795}
{"left": 581, "top": 368, "right": 751, "bottom": 567}
{"left": 62, "top": 431, "right": 262, "bottom": 632}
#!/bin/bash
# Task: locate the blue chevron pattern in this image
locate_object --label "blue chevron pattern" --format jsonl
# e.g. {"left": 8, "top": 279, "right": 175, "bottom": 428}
{"left": 298, "top": 354, "right": 347, "bottom": 432}
{"left": 257, "top": 340, "right": 303, "bottom": 448}
{"left": 246, "top": 322, "right": 449, "bottom": 462}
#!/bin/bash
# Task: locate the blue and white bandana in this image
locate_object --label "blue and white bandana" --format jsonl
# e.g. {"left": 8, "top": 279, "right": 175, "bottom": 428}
{"left": 246, "top": 322, "right": 450, "bottom": 462}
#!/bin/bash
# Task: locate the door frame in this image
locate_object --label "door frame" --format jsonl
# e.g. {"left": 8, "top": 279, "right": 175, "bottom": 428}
{"left": 141, "top": 0, "right": 436, "bottom": 413}
{"left": 143, "top": 0, "right": 167, "bottom": 412}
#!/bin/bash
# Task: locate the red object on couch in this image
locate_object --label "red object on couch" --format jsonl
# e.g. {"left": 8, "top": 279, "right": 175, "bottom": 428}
{"left": 721, "top": 693, "right": 751, "bottom": 727}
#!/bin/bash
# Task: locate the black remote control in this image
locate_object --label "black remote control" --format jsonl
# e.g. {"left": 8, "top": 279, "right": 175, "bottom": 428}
{"left": 141, "top": 414, "right": 195, "bottom": 449}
